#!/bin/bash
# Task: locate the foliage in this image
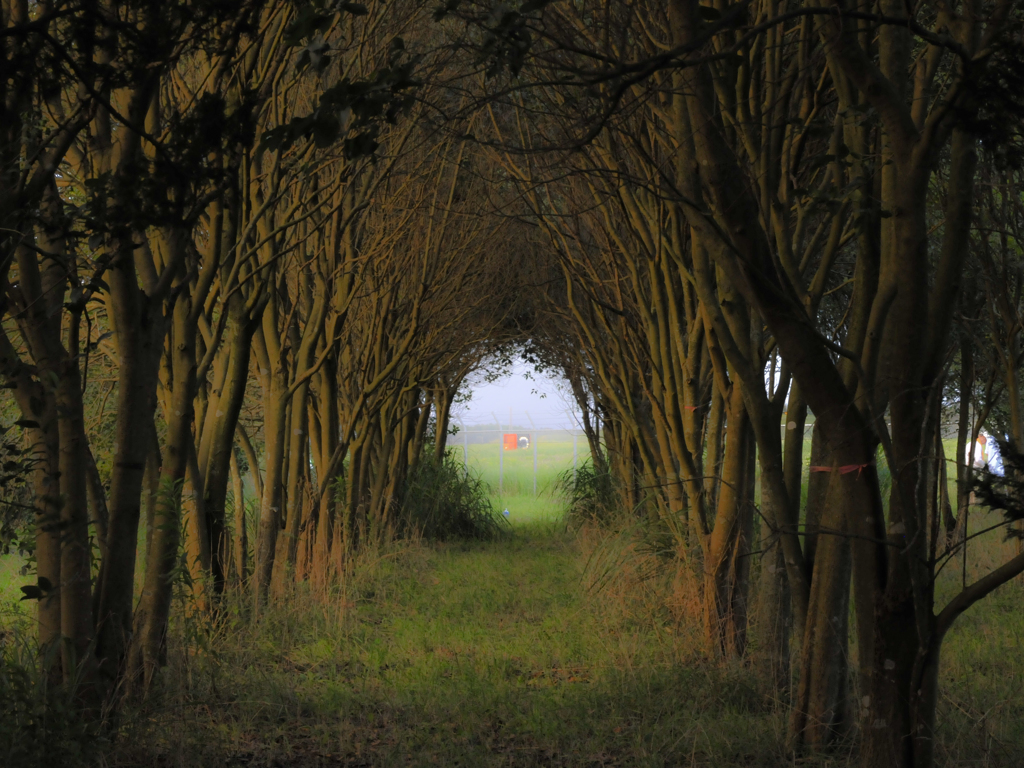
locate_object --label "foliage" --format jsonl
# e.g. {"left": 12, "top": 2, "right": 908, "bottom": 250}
{"left": 957, "top": 23, "right": 1024, "bottom": 170}
{"left": 399, "top": 453, "right": 511, "bottom": 541}
{"left": 260, "top": 2, "right": 421, "bottom": 158}
{"left": 3, "top": 2, "right": 1024, "bottom": 766}
{"left": 0, "top": 425, "right": 36, "bottom": 556}
{"left": 0, "top": 630, "right": 105, "bottom": 768}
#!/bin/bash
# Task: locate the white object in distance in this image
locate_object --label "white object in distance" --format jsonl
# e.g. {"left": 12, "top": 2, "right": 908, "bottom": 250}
{"left": 966, "top": 429, "right": 1004, "bottom": 476}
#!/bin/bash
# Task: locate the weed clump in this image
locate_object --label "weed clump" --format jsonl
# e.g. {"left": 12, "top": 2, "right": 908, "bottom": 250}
{"left": 555, "top": 458, "right": 618, "bottom": 529}
{"left": 399, "top": 453, "right": 511, "bottom": 541}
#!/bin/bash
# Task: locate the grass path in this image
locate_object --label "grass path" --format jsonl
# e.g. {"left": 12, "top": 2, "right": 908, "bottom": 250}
{"left": 121, "top": 517, "right": 786, "bottom": 767}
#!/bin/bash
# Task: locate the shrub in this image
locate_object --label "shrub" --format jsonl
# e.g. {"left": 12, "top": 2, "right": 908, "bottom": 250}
{"left": 399, "top": 453, "right": 511, "bottom": 541}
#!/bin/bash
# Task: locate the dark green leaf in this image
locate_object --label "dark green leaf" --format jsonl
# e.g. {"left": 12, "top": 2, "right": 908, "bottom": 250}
{"left": 20, "top": 585, "right": 42, "bottom": 600}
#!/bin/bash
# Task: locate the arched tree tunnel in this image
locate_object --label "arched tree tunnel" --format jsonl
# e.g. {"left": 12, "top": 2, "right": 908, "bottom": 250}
{"left": 2, "top": 2, "right": 1024, "bottom": 767}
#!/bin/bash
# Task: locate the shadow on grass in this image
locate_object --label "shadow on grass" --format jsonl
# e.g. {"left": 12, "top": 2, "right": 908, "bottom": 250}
{"left": 113, "top": 660, "right": 793, "bottom": 768}
{"left": 109, "top": 527, "right": 1023, "bottom": 768}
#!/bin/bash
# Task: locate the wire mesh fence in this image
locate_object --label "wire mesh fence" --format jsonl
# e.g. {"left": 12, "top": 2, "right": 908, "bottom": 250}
{"left": 452, "top": 427, "right": 591, "bottom": 497}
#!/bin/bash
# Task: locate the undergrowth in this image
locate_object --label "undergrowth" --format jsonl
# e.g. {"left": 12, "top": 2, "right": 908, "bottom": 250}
{"left": 110, "top": 528, "right": 803, "bottom": 768}
{"left": 0, "top": 625, "right": 106, "bottom": 768}
{"left": 554, "top": 458, "right": 618, "bottom": 529}
{"left": 398, "top": 453, "right": 511, "bottom": 541}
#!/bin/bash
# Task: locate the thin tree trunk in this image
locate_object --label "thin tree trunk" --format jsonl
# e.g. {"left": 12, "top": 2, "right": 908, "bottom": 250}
{"left": 703, "top": 386, "right": 754, "bottom": 657}
{"left": 255, "top": 375, "right": 289, "bottom": 598}
{"left": 199, "top": 310, "right": 257, "bottom": 592}
{"left": 790, "top": 469, "right": 852, "bottom": 750}
{"left": 231, "top": 447, "right": 248, "bottom": 584}
{"left": 129, "top": 294, "right": 197, "bottom": 691}
{"left": 95, "top": 249, "right": 164, "bottom": 675}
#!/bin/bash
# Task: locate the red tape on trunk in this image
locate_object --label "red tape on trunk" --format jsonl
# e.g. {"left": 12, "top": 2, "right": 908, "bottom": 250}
{"left": 809, "top": 462, "right": 874, "bottom": 477}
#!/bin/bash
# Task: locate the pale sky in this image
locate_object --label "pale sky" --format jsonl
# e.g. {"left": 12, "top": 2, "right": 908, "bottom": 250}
{"left": 452, "top": 359, "right": 579, "bottom": 430}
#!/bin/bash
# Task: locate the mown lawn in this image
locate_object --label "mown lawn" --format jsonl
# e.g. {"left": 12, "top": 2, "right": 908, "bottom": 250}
{"left": 458, "top": 438, "right": 589, "bottom": 502}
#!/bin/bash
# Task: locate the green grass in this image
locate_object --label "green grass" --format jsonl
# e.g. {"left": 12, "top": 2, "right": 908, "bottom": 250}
{"left": 0, "top": 553, "right": 30, "bottom": 629}
{"left": 112, "top": 529, "right": 796, "bottom": 768}
{"left": 102, "top": 518, "right": 1021, "bottom": 767}
{"left": 455, "top": 438, "right": 588, "bottom": 499}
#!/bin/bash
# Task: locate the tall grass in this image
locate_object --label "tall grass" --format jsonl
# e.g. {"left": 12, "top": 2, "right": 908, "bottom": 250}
{"left": 5, "top": 509, "right": 1014, "bottom": 767}
{"left": 554, "top": 458, "right": 618, "bottom": 529}
{"left": 108, "top": 528, "right": 801, "bottom": 768}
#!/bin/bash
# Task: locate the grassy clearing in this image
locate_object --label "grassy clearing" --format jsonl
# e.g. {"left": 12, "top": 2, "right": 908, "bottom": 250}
{"left": 457, "top": 438, "right": 588, "bottom": 499}
{"left": 111, "top": 522, "right": 799, "bottom": 768}
{"left": 931, "top": 508, "right": 1024, "bottom": 766}
{"left": 455, "top": 438, "right": 588, "bottom": 528}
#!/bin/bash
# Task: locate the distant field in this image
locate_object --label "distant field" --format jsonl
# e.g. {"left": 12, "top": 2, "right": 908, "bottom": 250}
{"left": 460, "top": 427, "right": 977, "bottom": 530}
{"left": 451, "top": 437, "right": 591, "bottom": 526}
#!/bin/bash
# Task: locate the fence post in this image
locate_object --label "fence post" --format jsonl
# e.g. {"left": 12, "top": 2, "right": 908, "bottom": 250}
{"left": 499, "top": 429, "right": 503, "bottom": 495}
{"left": 573, "top": 431, "right": 578, "bottom": 482}
{"left": 462, "top": 422, "right": 468, "bottom": 478}
{"left": 533, "top": 432, "right": 538, "bottom": 496}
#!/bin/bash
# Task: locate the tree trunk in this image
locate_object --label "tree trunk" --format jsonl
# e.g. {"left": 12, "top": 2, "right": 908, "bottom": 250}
{"left": 231, "top": 447, "right": 248, "bottom": 584}
{"left": 703, "top": 385, "right": 753, "bottom": 657}
{"left": 255, "top": 372, "right": 289, "bottom": 598}
{"left": 95, "top": 248, "right": 164, "bottom": 675}
{"left": 199, "top": 309, "right": 256, "bottom": 592}
{"left": 129, "top": 293, "right": 197, "bottom": 691}
{"left": 30, "top": 419, "right": 62, "bottom": 661}
{"left": 790, "top": 469, "right": 852, "bottom": 750}
{"left": 57, "top": 349, "right": 94, "bottom": 682}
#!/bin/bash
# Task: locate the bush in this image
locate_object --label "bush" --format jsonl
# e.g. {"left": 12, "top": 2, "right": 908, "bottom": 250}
{"left": 555, "top": 458, "right": 618, "bottom": 529}
{"left": 399, "top": 453, "right": 511, "bottom": 541}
